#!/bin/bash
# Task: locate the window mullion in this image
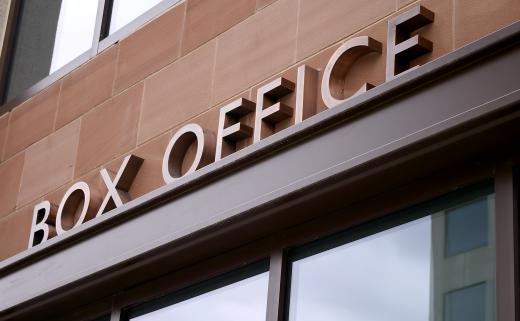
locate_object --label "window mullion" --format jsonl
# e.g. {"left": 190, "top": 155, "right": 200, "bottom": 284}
{"left": 266, "top": 250, "right": 288, "bottom": 321}
{"left": 109, "top": 293, "right": 123, "bottom": 321}
{"left": 91, "top": 0, "right": 108, "bottom": 56}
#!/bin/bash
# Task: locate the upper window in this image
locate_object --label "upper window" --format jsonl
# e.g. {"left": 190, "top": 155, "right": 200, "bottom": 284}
{"left": 108, "top": 0, "right": 163, "bottom": 35}
{"left": 1, "top": 0, "right": 182, "bottom": 106}
{"left": 4, "top": 0, "right": 99, "bottom": 101}
{"left": 288, "top": 188, "right": 496, "bottom": 321}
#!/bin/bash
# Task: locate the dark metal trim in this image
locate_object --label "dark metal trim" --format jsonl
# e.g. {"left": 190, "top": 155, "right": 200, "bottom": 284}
{"left": 495, "top": 164, "right": 519, "bottom": 321}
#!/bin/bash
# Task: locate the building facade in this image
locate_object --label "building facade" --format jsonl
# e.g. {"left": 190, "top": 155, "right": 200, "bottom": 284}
{"left": 0, "top": 0, "right": 519, "bottom": 320}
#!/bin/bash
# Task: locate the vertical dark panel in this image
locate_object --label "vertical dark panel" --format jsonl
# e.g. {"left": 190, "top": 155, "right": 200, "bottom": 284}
{"left": 266, "top": 251, "right": 288, "bottom": 321}
{"left": 495, "top": 163, "right": 518, "bottom": 321}
{"left": 514, "top": 166, "right": 520, "bottom": 320}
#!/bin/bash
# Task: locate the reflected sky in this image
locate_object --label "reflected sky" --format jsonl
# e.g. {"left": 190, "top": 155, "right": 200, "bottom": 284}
{"left": 110, "top": 0, "right": 164, "bottom": 34}
{"left": 51, "top": 0, "right": 98, "bottom": 73}
{"left": 289, "top": 217, "right": 432, "bottom": 321}
{"left": 131, "top": 272, "right": 269, "bottom": 321}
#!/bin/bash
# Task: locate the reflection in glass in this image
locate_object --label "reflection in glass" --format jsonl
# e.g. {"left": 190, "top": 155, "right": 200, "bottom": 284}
{"left": 50, "top": 0, "right": 99, "bottom": 72}
{"left": 129, "top": 272, "right": 269, "bottom": 321}
{"left": 445, "top": 197, "right": 489, "bottom": 256}
{"left": 288, "top": 195, "right": 495, "bottom": 321}
{"left": 109, "top": 0, "right": 163, "bottom": 35}
{"left": 445, "top": 283, "right": 487, "bottom": 321}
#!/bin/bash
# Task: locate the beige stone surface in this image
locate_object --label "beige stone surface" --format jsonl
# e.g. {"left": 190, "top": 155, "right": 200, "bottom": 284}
{"left": 212, "top": 0, "right": 298, "bottom": 105}
{"left": 256, "top": 0, "right": 277, "bottom": 10}
{"left": 183, "top": 0, "right": 255, "bottom": 55}
{"left": 18, "top": 120, "right": 80, "bottom": 207}
{"left": 399, "top": 0, "right": 417, "bottom": 8}
{"left": 56, "top": 45, "right": 118, "bottom": 129}
{"left": 75, "top": 83, "right": 143, "bottom": 177}
{"left": 296, "top": 0, "right": 395, "bottom": 60}
{"left": 115, "top": 3, "right": 186, "bottom": 94}
{"left": 4, "top": 82, "right": 60, "bottom": 159}
{"left": 454, "top": 0, "right": 520, "bottom": 48}
{"left": 0, "top": 153, "right": 24, "bottom": 218}
{"left": 0, "top": 203, "right": 34, "bottom": 261}
{"left": 140, "top": 41, "right": 216, "bottom": 144}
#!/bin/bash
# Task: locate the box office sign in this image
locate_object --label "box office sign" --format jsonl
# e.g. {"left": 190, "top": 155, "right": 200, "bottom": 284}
{"left": 28, "top": 6, "right": 435, "bottom": 248}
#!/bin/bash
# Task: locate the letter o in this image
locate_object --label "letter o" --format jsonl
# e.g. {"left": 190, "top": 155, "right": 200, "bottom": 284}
{"left": 56, "top": 182, "right": 91, "bottom": 235}
{"left": 162, "top": 123, "right": 214, "bottom": 184}
{"left": 321, "top": 36, "right": 382, "bottom": 108}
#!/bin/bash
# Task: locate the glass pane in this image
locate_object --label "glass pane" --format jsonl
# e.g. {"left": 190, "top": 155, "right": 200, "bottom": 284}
{"left": 109, "top": 0, "right": 163, "bottom": 35}
{"left": 444, "top": 283, "right": 487, "bottom": 321}
{"left": 288, "top": 194, "right": 495, "bottom": 321}
{"left": 129, "top": 271, "right": 269, "bottom": 321}
{"left": 445, "top": 197, "right": 488, "bottom": 256}
{"left": 6, "top": 0, "right": 98, "bottom": 100}
{"left": 50, "top": 0, "right": 99, "bottom": 73}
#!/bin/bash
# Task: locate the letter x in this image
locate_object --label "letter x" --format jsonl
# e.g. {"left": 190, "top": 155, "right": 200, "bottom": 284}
{"left": 96, "top": 155, "right": 144, "bottom": 217}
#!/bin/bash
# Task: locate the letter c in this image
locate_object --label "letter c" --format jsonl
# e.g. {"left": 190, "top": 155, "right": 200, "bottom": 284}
{"left": 321, "top": 36, "right": 382, "bottom": 108}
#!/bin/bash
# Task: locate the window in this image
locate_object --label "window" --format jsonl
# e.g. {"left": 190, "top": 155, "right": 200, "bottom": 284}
{"left": 287, "top": 190, "right": 496, "bottom": 321}
{"left": 1, "top": 0, "right": 183, "bottom": 106}
{"left": 108, "top": 0, "right": 163, "bottom": 35}
{"left": 445, "top": 197, "right": 489, "bottom": 256}
{"left": 444, "top": 283, "right": 487, "bottom": 321}
{"left": 124, "top": 263, "right": 269, "bottom": 321}
{"left": 4, "top": 0, "right": 100, "bottom": 101}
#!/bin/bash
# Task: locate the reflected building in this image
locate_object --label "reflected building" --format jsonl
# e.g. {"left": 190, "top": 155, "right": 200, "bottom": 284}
{"left": 430, "top": 196, "right": 496, "bottom": 321}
